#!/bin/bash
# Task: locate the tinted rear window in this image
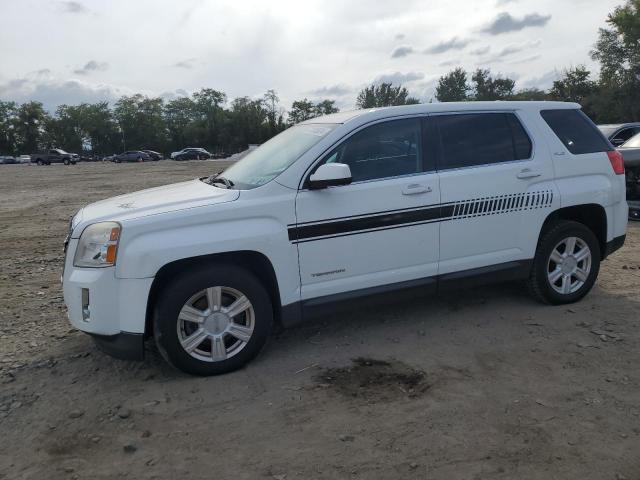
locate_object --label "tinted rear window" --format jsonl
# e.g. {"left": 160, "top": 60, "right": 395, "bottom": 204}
{"left": 436, "top": 113, "right": 532, "bottom": 169}
{"left": 541, "top": 109, "right": 611, "bottom": 155}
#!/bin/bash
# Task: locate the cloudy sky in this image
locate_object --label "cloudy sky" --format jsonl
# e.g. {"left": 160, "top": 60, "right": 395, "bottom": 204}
{"left": 0, "top": 0, "right": 621, "bottom": 112}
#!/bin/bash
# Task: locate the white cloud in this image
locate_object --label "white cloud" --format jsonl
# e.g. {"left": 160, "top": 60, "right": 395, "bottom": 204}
{"left": 374, "top": 71, "right": 425, "bottom": 84}
{"left": 0, "top": 75, "right": 132, "bottom": 111}
{"left": 73, "top": 60, "right": 109, "bottom": 75}
{"left": 470, "top": 46, "right": 491, "bottom": 56}
{"left": 308, "top": 84, "right": 354, "bottom": 97}
{"left": 58, "top": 1, "right": 89, "bottom": 14}
{"left": 172, "top": 58, "right": 198, "bottom": 69}
{"left": 481, "top": 12, "right": 551, "bottom": 35}
{"left": 0, "top": 0, "right": 621, "bottom": 110}
{"left": 424, "top": 37, "right": 470, "bottom": 54}
{"left": 391, "top": 46, "right": 414, "bottom": 58}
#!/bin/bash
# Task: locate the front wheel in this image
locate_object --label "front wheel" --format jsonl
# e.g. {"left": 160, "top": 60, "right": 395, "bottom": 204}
{"left": 63, "top": 158, "right": 70, "bottom": 165}
{"left": 153, "top": 264, "right": 273, "bottom": 375}
{"left": 528, "top": 221, "right": 600, "bottom": 304}
{"left": 36, "top": 159, "right": 43, "bottom": 166}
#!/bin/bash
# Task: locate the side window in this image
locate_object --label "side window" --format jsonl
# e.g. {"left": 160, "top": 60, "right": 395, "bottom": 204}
{"left": 436, "top": 113, "right": 532, "bottom": 170}
{"left": 611, "top": 128, "right": 637, "bottom": 145}
{"left": 541, "top": 109, "right": 611, "bottom": 155}
{"left": 323, "top": 118, "right": 422, "bottom": 182}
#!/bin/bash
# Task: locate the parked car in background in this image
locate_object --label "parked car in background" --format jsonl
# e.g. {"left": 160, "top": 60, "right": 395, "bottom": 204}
{"left": 142, "top": 150, "right": 163, "bottom": 161}
{"left": 618, "top": 132, "right": 640, "bottom": 203}
{"left": 17, "top": 155, "right": 31, "bottom": 163}
{"left": 0, "top": 155, "right": 17, "bottom": 164}
{"left": 618, "top": 132, "right": 640, "bottom": 164}
{"left": 113, "top": 151, "right": 152, "bottom": 163}
{"left": 598, "top": 123, "right": 640, "bottom": 147}
{"left": 32, "top": 149, "right": 76, "bottom": 166}
{"left": 171, "top": 147, "right": 211, "bottom": 160}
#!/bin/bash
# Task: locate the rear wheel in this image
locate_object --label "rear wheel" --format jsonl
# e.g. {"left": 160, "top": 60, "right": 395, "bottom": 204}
{"left": 153, "top": 264, "right": 273, "bottom": 375}
{"left": 36, "top": 159, "right": 43, "bottom": 166}
{"left": 528, "top": 221, "right": 600, "bottom": 304}
{"left": 137, "top": 156, "right": 143, "bottom": 162}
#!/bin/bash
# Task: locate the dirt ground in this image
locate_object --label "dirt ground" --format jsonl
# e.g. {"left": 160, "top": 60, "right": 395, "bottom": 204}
{"left": 1, "top": 161, "right": 639, "bottom": 480}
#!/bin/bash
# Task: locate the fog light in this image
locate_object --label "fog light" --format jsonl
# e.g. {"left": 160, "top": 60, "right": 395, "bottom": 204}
{"left": 82, "top": 288, "right": 90, "bottom": 321}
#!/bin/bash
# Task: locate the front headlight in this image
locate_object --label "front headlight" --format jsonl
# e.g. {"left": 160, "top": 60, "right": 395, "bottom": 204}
{"left": 73, "top": 222, "right": 121, "bottom": 268}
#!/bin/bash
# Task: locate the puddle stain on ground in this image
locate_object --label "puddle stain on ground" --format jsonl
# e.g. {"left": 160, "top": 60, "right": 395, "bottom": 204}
{"left": 314, "top": 357, "right": 430, "bottom": 402}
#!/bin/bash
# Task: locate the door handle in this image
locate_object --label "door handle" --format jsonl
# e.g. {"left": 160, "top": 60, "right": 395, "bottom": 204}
{"left": 516, "top": 168, "right": 541, "bottom": 179}
{"left": 402, "top": 184, "right": 432, "bottom": 195}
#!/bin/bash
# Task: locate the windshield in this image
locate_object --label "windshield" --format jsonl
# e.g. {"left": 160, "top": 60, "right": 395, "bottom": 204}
{"left": 623, "top": 133, "right": 640, "bottom": 148}
{"left": 221, "top": 124, "right": 337, "bottom": 189}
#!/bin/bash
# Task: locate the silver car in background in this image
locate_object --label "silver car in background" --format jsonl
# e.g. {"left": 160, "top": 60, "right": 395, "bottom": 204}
{"left": 599, "top": 123, "right": 640, "bottom": 147}
{"left": 617, "top": 132, "right": 640, "bottom": 220}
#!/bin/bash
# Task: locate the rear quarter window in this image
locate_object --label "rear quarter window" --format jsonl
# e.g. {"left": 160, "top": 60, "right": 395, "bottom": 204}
{"left": 541, "top": 109, "right": 611, "bottom": 155}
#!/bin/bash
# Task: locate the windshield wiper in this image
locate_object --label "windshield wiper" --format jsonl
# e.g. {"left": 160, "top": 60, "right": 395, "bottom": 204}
{"left": 206, "top": 174, "right": 234, "bottom": 189}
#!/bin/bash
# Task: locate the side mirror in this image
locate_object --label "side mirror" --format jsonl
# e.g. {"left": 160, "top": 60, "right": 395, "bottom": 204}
{"left": 308, "top": 163, "right": 353, "bottom": 190}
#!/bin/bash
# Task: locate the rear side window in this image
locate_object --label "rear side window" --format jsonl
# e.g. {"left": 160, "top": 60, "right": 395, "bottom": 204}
{"left": 436, "top": 113, "right": 532, "bottom": 170}
{"left": 541, "top": 109, "right": 611, "bottom": 155}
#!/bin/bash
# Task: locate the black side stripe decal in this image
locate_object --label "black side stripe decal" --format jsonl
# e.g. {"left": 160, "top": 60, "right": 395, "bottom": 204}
{"left": 289, "top": 190, "right": 553, "bottom": 244}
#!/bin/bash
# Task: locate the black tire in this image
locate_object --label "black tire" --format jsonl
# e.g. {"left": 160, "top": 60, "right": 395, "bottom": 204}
{"left": 46, "top": 161, "right": 51, "bottom": 165}
{"left": 527, "top": 220, "right": 600, "bottom": 305}
{"left": 36, "top": 159, "right": 43, "bottom": 166}
{"left": 63, "top": 158, "right": 70, "bottom": 165}
{"left": 115, "top": 158, "right": 121, "bottom": 163}
{"left": 137, "top": 156, "right": 143, "bottom": 162}
{"left": 153, "top": 264, "right": 273, "bottom": 376}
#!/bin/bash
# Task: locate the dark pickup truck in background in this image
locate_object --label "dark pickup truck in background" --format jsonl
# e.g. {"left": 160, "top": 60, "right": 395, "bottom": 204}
{"left": 32, "top": 149, "right": 77, "bottom": 166}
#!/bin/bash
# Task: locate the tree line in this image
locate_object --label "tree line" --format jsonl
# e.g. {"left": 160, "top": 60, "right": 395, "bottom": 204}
{"left": 0, "top": 89, "right": 340, "bottom": 157}
{"left": 0, "top": 0, "right": 637, "bottom": 156}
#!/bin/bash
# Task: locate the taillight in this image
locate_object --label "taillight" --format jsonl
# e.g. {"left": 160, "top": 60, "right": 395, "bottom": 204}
{"left": 607, "top": 150, "right": 625, "bottom": 175}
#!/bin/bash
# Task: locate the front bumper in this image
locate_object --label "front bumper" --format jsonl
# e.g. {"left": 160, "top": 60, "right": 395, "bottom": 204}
{"left": 62, "top": 238, "right": 153, "bottom": 357}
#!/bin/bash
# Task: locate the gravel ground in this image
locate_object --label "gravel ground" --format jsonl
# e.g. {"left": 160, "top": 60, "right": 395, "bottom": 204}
{"left": 1, "top": 161, "right": 639, "bottom": 480}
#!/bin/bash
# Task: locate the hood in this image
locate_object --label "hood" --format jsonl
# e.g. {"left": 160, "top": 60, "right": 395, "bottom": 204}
{"left": 72, "top": 179, "right": 239, "bottom": 237}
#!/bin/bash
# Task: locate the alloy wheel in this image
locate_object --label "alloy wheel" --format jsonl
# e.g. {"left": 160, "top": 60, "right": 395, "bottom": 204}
{"left": 547, "top": 236, "right": 592, "bottom": 294}
{"left": 176, "top": 286, "right": 255, "bottom": 362}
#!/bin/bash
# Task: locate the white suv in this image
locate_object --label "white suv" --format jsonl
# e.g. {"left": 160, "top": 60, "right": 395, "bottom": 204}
{"left": 62, "top": 102, "right": 628, "bottom": 375}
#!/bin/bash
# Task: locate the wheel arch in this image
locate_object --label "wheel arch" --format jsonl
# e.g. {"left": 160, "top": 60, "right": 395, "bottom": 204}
{"left": 145, "top": 250, "right": 282, "bottom": 338}
{"left": 540, "top": 204, "right": 607, "bottom": 258}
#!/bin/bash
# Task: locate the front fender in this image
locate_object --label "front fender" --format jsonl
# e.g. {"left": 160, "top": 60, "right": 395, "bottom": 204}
{"left": 114, "top": 200, "right": 300, "bottom": 306}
